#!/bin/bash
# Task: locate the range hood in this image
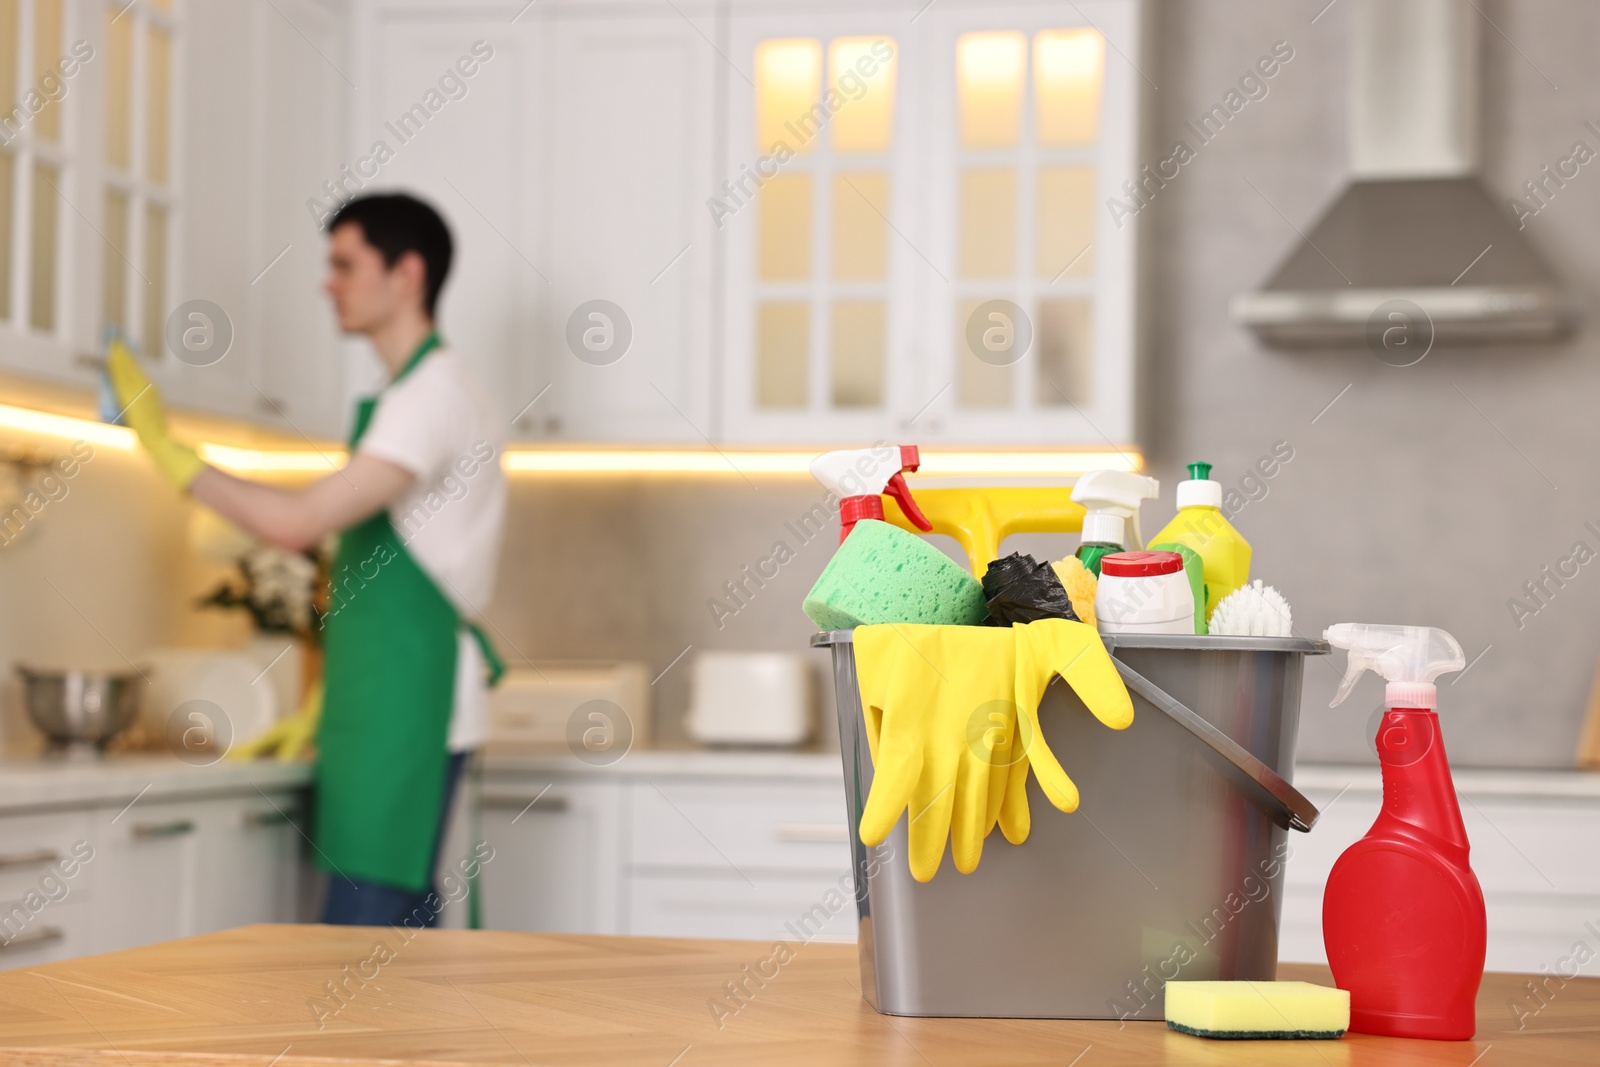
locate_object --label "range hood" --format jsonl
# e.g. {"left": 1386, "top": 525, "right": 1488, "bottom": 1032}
{"left": 1231, "top": 0, "right": 1571, "bottom": 346}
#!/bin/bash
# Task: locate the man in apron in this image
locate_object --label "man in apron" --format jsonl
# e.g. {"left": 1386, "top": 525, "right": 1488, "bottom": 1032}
{"left": 108, "top": 193, "right": 507, "bottom": 927}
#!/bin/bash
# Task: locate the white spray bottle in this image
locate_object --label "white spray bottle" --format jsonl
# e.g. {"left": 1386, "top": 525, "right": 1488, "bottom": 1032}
{"left": 810, "top": 445, "right": 932, "bottom": 542}
{"left": 1070, "top": 470, "right": 1159, "bottom": 575}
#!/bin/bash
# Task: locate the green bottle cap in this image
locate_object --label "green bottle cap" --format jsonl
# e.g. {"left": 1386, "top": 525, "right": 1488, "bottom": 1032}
{"left": 1186, "top": 461, "right": 1213, "bottom": 481}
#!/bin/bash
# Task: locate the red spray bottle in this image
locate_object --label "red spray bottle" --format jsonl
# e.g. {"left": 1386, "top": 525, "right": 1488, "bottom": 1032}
{"left": 1321, "top": 623, "right": 1485, "bottom": 1040}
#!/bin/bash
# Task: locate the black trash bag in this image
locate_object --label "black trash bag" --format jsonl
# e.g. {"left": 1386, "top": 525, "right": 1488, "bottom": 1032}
{"left": 981, "top": 552, "right": 1080, "bottom": 626}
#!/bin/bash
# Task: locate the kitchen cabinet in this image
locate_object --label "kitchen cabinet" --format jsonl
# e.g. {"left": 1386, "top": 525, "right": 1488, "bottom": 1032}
{"left": 168, "top": 0, "right": 350, "bottom": 438}
{"left": 477, "top": 772, "right": 624, "bottom": 934}
{"left": 193, "top": 792, "right": 307, "bottom": 933}
{"left": 354, "top": 0, "right": 1144, "bottom": 447}
{"left": 354, "top": 3, "right": 716, "bottom": 441}
{"left": 0, "top": 765, "right": 310, "bottom": 971}
{"left": 0, "top": 0, "right": 349, "bottom": 437}
{"left": 475, "top": 752, "right": 855, "bottom": 941}
{"left": 0, "top": 810, "right": 96, "bottom": 969}
{"left": 1280, "top": 768, "right": 1600, "bottom": 977}
{"left": 91, "top": 798, "right": 201, "bottom": 953}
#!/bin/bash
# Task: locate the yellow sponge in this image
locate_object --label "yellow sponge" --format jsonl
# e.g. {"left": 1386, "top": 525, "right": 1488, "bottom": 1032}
{"left": 1051, "top": 555, "right": 1098, "bottom": 628}
{"left": 1165, "top": 981, "right": 1349, "bottom": 1040}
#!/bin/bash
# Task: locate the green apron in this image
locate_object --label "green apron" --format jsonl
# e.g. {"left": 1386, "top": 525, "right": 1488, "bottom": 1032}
{"left": 315, "top": 334, "right": 498, "bottom": 892}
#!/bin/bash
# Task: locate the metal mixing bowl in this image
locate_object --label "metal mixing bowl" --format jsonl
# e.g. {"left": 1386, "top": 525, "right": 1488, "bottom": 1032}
{"left": 16, "top": 666, "right": 143, "bottom": 749}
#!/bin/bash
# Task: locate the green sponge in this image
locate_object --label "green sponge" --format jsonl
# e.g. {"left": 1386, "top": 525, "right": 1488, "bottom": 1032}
{"left": 803, "top": 519, "right": 987, "bottom": 630}
{"left": 1165, "top": 981, "right": 1349, "bottom": 1040}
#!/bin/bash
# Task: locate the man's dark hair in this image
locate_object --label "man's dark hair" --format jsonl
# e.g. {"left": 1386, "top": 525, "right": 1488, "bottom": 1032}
{"left": 328, "top": 194, "right": 454, "bottom": 318}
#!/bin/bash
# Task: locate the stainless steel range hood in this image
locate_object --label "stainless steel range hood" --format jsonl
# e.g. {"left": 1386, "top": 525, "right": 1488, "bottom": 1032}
{"left": 1231, "top": 0, "right": 1571, "bottom": 346}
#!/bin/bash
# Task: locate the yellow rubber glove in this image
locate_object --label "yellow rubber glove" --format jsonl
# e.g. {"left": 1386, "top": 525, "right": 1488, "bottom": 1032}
{"left": 106, "top": 341, "right": 205, "bottom": 491}
{"left": 854, "top": 625, "right": 1019, "bottom": 882}
{"left": 228, "top": 680, "right": 322, "bottom": 762}
{"left": 997, "top": 619, "right": 1135, "bottom": 844}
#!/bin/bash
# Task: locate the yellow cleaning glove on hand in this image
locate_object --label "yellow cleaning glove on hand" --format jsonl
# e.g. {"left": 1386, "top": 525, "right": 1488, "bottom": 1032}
{"left": 107, "top": 341, "right": 206, "bottom": 491}
{"left": 853, "top": 620, "right": 1134, "bottom": 882}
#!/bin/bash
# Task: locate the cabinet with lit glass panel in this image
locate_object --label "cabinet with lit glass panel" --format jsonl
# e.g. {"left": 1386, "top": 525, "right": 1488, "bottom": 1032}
{"left": 356, "top": 0, "right": 1143, "bottom": 447}
{"left": 721, "top": 0, "right": 1144, "bottom": 446}
{"left": 0, "top": 0, "right": 349, "bottom": 439}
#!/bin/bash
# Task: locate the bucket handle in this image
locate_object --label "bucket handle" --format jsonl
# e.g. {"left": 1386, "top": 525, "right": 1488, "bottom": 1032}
{"left": 1110, "top": 657, "right": 1319, "bottom": 833}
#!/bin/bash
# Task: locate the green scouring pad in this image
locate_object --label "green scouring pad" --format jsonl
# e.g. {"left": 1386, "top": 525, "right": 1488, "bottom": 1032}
{"left": 1164, "top": 981, "right": 1349, "bottom": 1040}
{"left": 803, "top": 519, "right": 987, "bottom": 630}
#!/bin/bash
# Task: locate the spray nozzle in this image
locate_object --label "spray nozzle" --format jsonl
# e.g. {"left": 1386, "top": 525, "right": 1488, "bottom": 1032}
{"left": 1069, "top": 470, "right": 1160, "bottom": 550}
{"left": 1323, "top": 623, "right": 1466, "bottom": 710}
{"left": 811, "top": 445, "right": 931, "bottom": 541}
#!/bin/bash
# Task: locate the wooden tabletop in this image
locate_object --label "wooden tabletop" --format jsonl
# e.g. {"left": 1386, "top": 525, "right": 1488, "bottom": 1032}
{"left": 0, "top": 925, "right": 1594, "bottom": 1066}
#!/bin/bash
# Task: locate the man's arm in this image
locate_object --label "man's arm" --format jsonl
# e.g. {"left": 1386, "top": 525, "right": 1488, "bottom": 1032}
{"left": 190, "top": 452, "right": 415, "bottom": 553}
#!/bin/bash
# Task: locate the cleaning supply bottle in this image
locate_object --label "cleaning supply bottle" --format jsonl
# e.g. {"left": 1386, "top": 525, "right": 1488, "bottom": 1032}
{"left": 1321, "top": 623, "right": 1484, "bottom": 1041}
{"left": 1146, "top": 462, "right": 1250, "bottom": 622}
{"left": 1069, "top": 470, "right": 1159, "bottom": 576}
{"left": 810, "top": 446, "right": 932, "bottom": 542}
{"left": 1095, "top": 551, "right": 1194, "bottom": 634}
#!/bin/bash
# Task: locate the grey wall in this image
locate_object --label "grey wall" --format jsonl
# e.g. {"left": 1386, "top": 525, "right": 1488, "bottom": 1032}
{"left": 1139, "top": 0, "right": 1600, "bottom": 766}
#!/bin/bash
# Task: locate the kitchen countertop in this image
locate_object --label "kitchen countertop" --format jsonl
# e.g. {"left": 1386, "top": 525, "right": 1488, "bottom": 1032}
{"left": 0, "top": 925, "right": 1591, "bottom": 1066}
{"left": 1294, "top": 763, "right": 1600, "bottom": 799}
{"left": 0, "top": 754, "right": 313, "bottom": 815}
{"left": 480, "top": 746, "right": 845, "bottom": 780}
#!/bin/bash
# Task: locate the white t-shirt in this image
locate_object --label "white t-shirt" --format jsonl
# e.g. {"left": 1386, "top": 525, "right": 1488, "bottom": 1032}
{"left": 355, "top": 346, "right": 507, "bottom": 752}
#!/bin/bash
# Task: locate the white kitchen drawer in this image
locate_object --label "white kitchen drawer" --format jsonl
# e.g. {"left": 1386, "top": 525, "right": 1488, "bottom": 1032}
{"left": 627, "top": 871, "right": 858, "bottom": 943}
{"left": 0, "top": 810, "right": 96, "bottom": 904}
{"left": 629, "top": 779, "right": 851, "bottom": 874}
{"left": 0, "top": 900, "right": 93, "bottom": 970}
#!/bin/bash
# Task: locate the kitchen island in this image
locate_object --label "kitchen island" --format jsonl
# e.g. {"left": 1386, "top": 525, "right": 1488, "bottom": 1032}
{"left": 0, "top": 925, "right": 1591, "bottom": 1065}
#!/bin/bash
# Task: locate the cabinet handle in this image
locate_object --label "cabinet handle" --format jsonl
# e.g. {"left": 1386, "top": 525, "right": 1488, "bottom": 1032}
{"left": 775, "top": 823, "right": 849, "bottom": 843}
{"left": 0, "top": 848, "right": 60, "bottom": 870}
{"left": 242, "top": 809, "right": 300, "bottom": 829}
{"left": 131, "top": 819, "right": 196, "bottom": 839}
{"left": 0, "top": 926, "right": 65, "bottom": 951}
{"left": 482, "top": 794, "right": 569, "bottom": 814}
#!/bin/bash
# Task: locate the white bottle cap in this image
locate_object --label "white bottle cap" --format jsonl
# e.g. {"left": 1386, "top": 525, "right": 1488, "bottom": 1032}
{"left": 1175, "top": 479, "right": 1222, "bottom": 509}
{"left": 1386, "top": 681, "right": 1437, "bottom": 709}
{"left": 1080, "top": 512, "right": 1126, "bottom": 546}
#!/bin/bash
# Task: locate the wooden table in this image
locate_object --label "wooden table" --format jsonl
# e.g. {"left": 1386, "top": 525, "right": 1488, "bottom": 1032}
{"left": 0, "top": 925, "right": 1594, "bottom": 1066}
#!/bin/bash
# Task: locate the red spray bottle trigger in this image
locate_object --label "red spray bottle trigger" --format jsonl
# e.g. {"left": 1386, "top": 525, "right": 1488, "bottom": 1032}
{"left": 809, "top": 445, "right": 930, "bottom": 542}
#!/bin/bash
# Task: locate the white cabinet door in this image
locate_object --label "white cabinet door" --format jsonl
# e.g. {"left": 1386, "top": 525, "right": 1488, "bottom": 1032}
{"left": 242, "top": 0, "right": 350, "bottom": 440}
{"left": 721, "top": 1, "right": 1143, "bottom": 446}
{"left": 628, "top": 871, "right": 857, "bottom": 943}
{"left": 358, "top": 19, "right": 540, "bottom": 429}
{"left": 477, "top": 775, "right": 622, "bottom": 934}
{"left": 535, "top": 10, "right": 714, "bottom": 442}
{"left": 169, "top": 0, "right": 349, "bottom": 436}
{"left": 91, "top": 800, "right": 200, "bottom": 953}
{"left": 193, "top": 791, "right": 307, "bottom": 933}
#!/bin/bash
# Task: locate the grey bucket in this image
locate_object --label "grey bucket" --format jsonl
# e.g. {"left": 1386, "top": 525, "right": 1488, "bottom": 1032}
{"left": 814, "top": 630, "right": 1328, "bottom": 1020}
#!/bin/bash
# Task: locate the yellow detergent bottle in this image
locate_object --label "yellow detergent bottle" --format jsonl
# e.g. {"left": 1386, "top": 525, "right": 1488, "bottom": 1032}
{"left": 1147, "top": 462, "right": 1251, "bottom": 622}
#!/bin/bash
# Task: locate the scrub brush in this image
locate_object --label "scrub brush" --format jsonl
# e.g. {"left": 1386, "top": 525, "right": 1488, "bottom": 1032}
{"left": 1050, "top": 555, "right": 1098, "bottom": 628}
{"left": 1209, "top": 580, "right": 1292, "bottom": 637}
